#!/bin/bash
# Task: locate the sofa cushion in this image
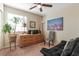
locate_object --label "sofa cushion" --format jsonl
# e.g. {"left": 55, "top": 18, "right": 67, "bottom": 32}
{"left": 71, "top": 38, "right": 79, "bottom": 56}
{"left": 50, "top": 49, "right": 63, "bottom": 56}
{"left": 61, "top": 39, "right": 77, "bottom": 56}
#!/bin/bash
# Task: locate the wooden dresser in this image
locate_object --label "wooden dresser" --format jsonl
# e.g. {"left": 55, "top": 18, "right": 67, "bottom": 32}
{"left": 19, "top": 34, "right": 44, "bottom": 48}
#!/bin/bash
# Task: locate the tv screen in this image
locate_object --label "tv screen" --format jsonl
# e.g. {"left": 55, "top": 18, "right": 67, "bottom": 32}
{"left": 47, "top": 17, "right": 63, "bottom": 30}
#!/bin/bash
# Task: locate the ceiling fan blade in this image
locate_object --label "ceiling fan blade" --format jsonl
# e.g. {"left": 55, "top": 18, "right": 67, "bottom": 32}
{"left": 29, "top": 5, "right": 37, "bottom": 10}
{"left": 40, "top": 7, "right": 43, "bottom": 12}
{"left": 42, "top": 4, "right": 52, "bottom": 7}
{"left": 34, "top": 3, "right": 41, "bottom": 5}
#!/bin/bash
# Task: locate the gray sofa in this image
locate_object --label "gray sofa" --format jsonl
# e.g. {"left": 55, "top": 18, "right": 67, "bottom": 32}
{"left": 40, "top": 37, "right": 79, "bottom": 56}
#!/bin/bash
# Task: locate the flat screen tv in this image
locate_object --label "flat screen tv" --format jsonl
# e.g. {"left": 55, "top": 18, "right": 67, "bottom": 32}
{"left": 47, "top": 17, "right": 63, "bottom": 31}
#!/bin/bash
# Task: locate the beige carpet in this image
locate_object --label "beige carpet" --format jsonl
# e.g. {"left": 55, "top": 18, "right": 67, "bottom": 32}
{"left": 0, "top": 43, "right": 54, "bottom": 56}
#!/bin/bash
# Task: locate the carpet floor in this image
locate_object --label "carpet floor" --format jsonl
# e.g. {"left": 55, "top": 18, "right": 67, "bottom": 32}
{"left": 0, "top": 43, "right": 54, "bottom": 56}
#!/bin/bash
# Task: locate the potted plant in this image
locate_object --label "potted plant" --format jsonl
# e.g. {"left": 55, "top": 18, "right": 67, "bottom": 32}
{"left": 2, "top": 23, "right": 12, "bottom": 48}
{"left": 3, "top": 23, "right": 12, "bottom": 34}
{"left": 11, "top": 17, "right": 20, "bottom": 33}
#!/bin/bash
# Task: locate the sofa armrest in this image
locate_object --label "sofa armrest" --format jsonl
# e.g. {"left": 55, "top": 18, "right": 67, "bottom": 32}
{"left": 40, "top": 48, "right": 51, "bottom": 56}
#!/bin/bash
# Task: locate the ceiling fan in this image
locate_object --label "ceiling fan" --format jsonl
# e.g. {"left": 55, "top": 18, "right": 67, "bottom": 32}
{"left": 29, "top": 3, "right": 53, "bottom": 12}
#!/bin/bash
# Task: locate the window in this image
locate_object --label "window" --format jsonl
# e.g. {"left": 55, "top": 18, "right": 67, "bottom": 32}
{"left": 7, "top": 13, "right": 27, "bottom": 32}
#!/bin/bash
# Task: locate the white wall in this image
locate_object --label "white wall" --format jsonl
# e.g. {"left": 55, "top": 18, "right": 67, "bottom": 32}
{"left": 43, "top": 3, "right": 79, "bottom": 44}
{"left": 0, "top": 4, "right": 5, "bottom": 49}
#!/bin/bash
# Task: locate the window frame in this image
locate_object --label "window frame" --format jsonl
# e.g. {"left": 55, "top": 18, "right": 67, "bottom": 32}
{"left": 7, "top": 12, "right": 27, "bottom": 33}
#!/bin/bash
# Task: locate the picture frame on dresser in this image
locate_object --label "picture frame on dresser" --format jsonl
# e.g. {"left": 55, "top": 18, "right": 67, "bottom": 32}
{"left": 30, "top": 21, "right": 36, "bottom": 28}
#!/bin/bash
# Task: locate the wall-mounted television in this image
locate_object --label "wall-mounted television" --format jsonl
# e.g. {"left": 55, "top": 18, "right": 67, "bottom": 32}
{"left": 47, "top": 17, "right": 63, "bottom": 31}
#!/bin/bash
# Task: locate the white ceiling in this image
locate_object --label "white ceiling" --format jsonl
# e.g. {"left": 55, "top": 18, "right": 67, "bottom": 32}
{"left": 4, "top": 3, "right": 73, "bottom": 16}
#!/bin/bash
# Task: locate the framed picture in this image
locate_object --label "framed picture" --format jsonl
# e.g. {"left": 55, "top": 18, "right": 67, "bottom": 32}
{"left": 47, "top": 17, "right": 63, "bottom": 31}
{"left": 30, "top": 21, "right": 36, "bottom": 28}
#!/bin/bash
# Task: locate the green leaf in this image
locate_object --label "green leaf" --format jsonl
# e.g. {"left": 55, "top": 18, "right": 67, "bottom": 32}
{"left": 2, "top": 23, "right": 12, "bottom": 33}
{"left": 12, "top": 17, "right": 20, "bottom": 24}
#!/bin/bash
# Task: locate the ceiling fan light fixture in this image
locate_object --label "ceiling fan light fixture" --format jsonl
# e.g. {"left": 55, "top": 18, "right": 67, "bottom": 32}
{"left": 37, "top": 5, "right": 41, "bottom": 8}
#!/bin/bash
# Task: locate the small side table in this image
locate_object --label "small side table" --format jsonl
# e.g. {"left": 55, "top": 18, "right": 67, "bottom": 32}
{"left": 9, "top": 34, "right": 17, "bottom": 51}
{"left": 44, "top": 39, "right": 54, "bottom": 47}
